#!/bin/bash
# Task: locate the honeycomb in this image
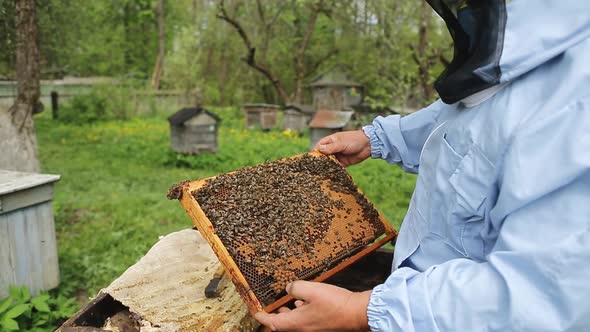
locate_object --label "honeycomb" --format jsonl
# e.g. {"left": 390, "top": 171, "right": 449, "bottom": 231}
{"left": 176, "top": 152, "right": 396, "bottom": 313}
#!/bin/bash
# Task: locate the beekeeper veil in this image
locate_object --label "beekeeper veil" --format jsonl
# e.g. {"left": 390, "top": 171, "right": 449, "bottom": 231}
{"left": 426, "top": 0, "right": 507, "bottom": 104}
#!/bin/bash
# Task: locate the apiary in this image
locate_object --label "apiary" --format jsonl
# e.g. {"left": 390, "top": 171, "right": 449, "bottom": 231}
{"left": 169, "top": 152, "right": 397, "bottom": 315}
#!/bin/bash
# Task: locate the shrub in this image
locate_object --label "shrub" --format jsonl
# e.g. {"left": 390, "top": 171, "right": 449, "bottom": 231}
{"left": 59, "top": 85, "right": 134, "bottom": 124}
{"left": 0, "top": 286, "right": 77, "bottom": 332}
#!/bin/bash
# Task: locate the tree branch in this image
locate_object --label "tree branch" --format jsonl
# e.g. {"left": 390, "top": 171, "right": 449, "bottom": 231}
{"left": 292, "top": 1, "right": 325, "bottom": 102}
{"left": 216, "top": 0, "right": 290, "bottom": 102}
{"left": 267, "top": 2, "right": 288, "bottom": 27}
{"left": 439, "top": 54, "right": 451, "bottom": 67}
{"left": 255, "top": 0, "right": 266, "bottom": 26}
{"left": 216, "top": 0, "right": 254, "bottom": 56}
{"left": 308, "top": 48, "right": 339, "bottom": 77}
{"left": 407, "top": 44, "right": 421, "bottom": 65}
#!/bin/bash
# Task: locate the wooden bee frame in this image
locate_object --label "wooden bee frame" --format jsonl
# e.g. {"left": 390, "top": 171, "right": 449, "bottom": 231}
{"left": 174, "top": 152, "right": 397, "bottom": 315}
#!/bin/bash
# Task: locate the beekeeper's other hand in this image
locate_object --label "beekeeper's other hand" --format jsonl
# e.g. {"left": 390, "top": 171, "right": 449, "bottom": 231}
{"left": 313, "top": 130, "right": 370, "bottom": 167}
{"left": 254, "top": 280, "right": 371, "bottom": 332}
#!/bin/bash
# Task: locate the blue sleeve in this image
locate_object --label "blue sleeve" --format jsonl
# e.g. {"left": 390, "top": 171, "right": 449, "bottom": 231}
{"left": 362, "top": 100, "right": 445, "bottom": 173}
{"left": 367, "top": 98, "right": 590, "bottom": 331}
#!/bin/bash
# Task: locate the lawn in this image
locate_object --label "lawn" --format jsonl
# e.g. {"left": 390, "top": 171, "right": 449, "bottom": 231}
{"left": 34, "top": 107, "right": 416, "bottom": 309}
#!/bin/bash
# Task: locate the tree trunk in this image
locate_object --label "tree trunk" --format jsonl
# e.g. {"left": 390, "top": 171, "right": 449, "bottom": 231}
{"left": 151, "top": 0, "right": 165, "bottom": 89}
{"left": 219, "top": 48, "right": 228, "bottom": 105}
{"left": 0, "top": 0, "right": 41, "bottom": 173}
{"left": 417, "top": 1, "right": 435, "bottom": 101}
{"left": 292, "top": 6, "right": 319, "bottom": 105}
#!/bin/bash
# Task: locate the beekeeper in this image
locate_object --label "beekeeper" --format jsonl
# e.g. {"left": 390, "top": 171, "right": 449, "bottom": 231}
{"left": 255, "top": 0, "right": 590, "bottom": 330}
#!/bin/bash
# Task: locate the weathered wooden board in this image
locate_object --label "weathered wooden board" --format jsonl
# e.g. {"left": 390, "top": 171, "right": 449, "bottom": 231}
{"left": 170, "top": 125, "right": 218, "bottom": 154}
{"left": 0, "top": 202, "right": 60, "bottom": 298}
{"left": 242, "top": 104, "right": 280, "bottom": 130}
{"left": 0, "top": 170, "right": 59, "bottom": 196}
{"left": 0, "top": 170, "right": 60, "bottom": 298}
{"left": 282, "top": 111, "right": 310, "bottom": 132}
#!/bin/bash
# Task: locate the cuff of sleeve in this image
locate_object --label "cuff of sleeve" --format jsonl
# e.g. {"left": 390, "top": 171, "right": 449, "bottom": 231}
{"left": 367, "top": 267, "right": 439, "bottom": 332}
{"left": 367, "top": 283, "right": 391, "bottom": 331}
{"left": 362, "top": 125, "right": 383, "bottom": 159}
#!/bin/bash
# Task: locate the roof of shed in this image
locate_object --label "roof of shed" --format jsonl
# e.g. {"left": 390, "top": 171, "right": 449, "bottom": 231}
{"left": 309, "top": 110, "right": 354, "bottom": 129}
{"left": 284, "top": 103, "right": 315, "bottom": 114}
{"left": 309, "top": 70, "right": 362, "bottom": 88}
{"left": 167, "top": 108, "right": 220, "bottom": 126}
{"left": 242, "top": 103, "right": 281, "bottom": 109}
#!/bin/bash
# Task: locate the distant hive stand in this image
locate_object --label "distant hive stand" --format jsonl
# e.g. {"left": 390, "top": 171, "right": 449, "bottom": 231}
{"left": 172, "top": 152, "right": 397, "bottom": 315}
{"left": 168, "top": 107, "right": 220, "bottom": 154}
{"left": 242, "top": 103, "right": 280, "bottom": 130}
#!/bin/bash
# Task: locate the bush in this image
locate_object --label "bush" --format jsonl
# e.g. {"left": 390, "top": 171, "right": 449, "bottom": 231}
{"left": 0, "top": 286, "right": 77, "bottom": 332}
{"left": 59, "top": 85, "right": 134, "bottom": 124}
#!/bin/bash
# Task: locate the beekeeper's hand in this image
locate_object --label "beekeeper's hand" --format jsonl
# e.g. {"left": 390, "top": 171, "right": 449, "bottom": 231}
{"left": 254, "top": 280, "right": 371, "bottom": 332}
{"left": 313, "top": 130, "right": 371, "bottom": 167}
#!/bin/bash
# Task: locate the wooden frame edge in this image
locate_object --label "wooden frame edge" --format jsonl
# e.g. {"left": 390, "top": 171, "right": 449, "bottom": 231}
{"left": 263, "top": 231, "right": 396, "bottom": 313}
{"left": 178, "top": 183, "right": 263, "bottom": 315}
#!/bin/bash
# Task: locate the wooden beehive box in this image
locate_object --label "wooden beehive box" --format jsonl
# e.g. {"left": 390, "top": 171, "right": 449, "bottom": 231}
{"left": 310, "top": 70, "right": 363, "bottom": 111}
{"left": 168, "top": 107, "right": 220, "bottom": 154}
{"left": 282, "top": 104, "right": 314, "bottom": 132}
{"left": 242, "top": 104, "right": 280, "bottom": 130}
{"left": 170, "top": 152, "right": 397, "bottom": 315}
{"left": 0, "top": 170, "right": 60, "bottom": 298}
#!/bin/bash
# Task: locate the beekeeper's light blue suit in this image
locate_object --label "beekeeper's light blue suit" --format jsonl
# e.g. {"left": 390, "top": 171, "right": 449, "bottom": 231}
{"left": 363, "top": 1, "right": 590, "bottom": 331}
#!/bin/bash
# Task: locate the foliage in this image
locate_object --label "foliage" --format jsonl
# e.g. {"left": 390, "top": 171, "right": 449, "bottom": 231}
{"left": 0, "top": 0, "right": 451, "bottom": 107}
{"left": 164, "top": 0, "right": 451, "bottom": 107}
{"left": 58, "top": 85, "right": 135, "bottom": 124}
{"left": 0, "top": 0, "right": 186, "bottom": 78}
{"left": 34, "top": 108, "right": 415, "bottom": 302}
{"left": 0, "top": 0, "right": 15, "bottom": 77}
{"left": 0, "top": 286, "right": 77, "bottom": 332}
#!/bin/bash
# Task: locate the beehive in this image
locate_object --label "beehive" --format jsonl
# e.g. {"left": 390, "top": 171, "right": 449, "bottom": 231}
{"left": 171, "top": 152, "right": 397, "bottom": 314}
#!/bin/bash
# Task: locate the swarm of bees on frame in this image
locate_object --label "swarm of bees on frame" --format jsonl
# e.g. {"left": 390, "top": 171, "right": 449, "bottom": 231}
{"left": 192, "top": 154, "right": 384, "bottom": 305}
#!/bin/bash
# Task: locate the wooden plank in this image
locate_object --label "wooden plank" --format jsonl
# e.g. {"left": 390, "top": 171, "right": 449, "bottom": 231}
{"left": 185, "top": 131, "right": 216, "bottom": 139}
{"left": 187, "top": 136, "right": 216, "bottom": 144}
{"left": 8, "top": 209, "right": 31, "bottom": 291}
{"left": 36, "top": 202, "right": 60, "bottom": 291}
{"left": 0, "top": 170, "right": 59, "bottom": 196}
{"left": 0, "top": 183, "right": 55, "bottom": 215}
{"left": 25, "top": 206, "right": 44, "bottom": 294}
{"left": 0, "top": 215, "right": 13, "bottom": 299}
{"left": 0, "top": 202, "right": 60, "bottom": 297}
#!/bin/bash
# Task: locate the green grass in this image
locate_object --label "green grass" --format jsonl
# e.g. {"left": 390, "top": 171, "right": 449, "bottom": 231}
{"left": 35, "top": 107, "right": 416, "bottom": 307}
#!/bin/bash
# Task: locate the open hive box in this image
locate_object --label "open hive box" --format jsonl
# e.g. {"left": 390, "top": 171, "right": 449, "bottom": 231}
{"left": 171, "top": 151, "right": 397, "bottom": 315}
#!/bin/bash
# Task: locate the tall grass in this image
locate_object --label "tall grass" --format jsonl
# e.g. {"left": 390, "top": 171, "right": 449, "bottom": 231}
{"left": 35, "top": 107, "right": 415, "bottom": 303}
